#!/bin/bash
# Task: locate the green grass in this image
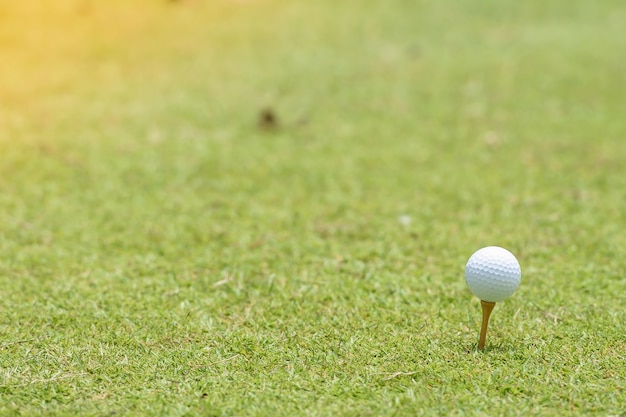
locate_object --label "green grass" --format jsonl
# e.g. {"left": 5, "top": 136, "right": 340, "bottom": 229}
{"left": 1, "top": 0, "right": 626, "bottom": 415}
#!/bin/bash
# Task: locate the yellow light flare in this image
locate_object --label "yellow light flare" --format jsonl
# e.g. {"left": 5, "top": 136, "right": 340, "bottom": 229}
{"left": 1, "top": 2, "right": 259, "bottom": 95}
{"left": 0, "top": 0, "right": 270, "bottom": 137}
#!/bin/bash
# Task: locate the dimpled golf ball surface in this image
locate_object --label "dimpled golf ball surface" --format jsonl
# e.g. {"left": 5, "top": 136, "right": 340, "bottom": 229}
{"left": 465, "top": 246, "right": 521, "bottom": 302}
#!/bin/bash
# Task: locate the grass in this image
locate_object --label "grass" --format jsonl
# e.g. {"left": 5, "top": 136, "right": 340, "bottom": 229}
{"left": 1, "top": 0, "right": 625, "bottom": 415}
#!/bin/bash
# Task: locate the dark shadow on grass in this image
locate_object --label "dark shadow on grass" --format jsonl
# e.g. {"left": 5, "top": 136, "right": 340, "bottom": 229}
{"left": 258, "top": 107, "right": 279, "bottom": 131}
{"left": 467, "top": 342, "right": 514, "bottom": 354}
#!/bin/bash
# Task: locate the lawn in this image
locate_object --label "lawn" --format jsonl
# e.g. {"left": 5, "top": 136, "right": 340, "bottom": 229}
{"left": 1, "top": 0, "right": 625, "bottom": 415}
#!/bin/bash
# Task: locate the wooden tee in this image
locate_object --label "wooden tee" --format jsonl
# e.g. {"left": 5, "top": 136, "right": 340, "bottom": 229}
{"left": 478, "top": 300, "right": 496, "bottom": 350}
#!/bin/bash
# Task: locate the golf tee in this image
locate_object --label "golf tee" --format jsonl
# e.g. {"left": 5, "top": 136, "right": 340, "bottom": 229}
{"left": 478, "top": 300, "right": 496, "bottom": 350}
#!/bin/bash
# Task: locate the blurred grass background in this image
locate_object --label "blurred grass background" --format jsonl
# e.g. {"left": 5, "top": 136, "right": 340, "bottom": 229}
{"left": 1, "top": 0, "right": 625, "bottom": 415}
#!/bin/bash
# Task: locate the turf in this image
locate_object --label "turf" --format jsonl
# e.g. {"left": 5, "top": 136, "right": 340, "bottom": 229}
{"left": 1, "top": 0, "right": 625, "bottom": 415}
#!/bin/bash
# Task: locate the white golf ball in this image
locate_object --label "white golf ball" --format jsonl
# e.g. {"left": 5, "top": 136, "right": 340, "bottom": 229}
{"left": 465, "top": 246, "right": 521, "bottom": 302}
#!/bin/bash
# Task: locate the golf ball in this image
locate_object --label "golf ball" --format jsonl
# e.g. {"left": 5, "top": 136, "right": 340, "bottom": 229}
{"left": 465, "top": 246, "right": 521, "bottom": 302}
